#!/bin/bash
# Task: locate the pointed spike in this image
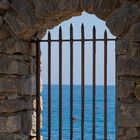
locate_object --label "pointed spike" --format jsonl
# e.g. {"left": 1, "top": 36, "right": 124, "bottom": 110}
{"left": 81, "top": 23, "right": 85, "bottom": 38}
{"left": 104, "top": 30, "right": 107, "bottom": 35}
{"left": 70, "top": 23, "right": 73, "bottom": 29}
{"left": 81, "top": 23, "right": 84, "bottom": 29}
{"left": 59, "top": 26, "right": 62, "bottom": 33}
{"left": 70, "top": 24, "right": 73, "bottom": 32}
{"left": 59, "top": 26, "right": 62, "bottom": 39}
{"left": 93, "top": 26, "right": 96, "bottom": 32}
{"left": 93, "top": 26, "right": 96, "bottom": 39}
{"left": 70, "top": 24, "right": 73, "bottom": 39}
{"left": 48, "top": 31, "right": 51, "bottom": 40}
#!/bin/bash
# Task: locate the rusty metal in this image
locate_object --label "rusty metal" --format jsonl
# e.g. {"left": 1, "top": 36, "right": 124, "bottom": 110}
{"left": 81, "top": 23, "right": 85, "bottom": 140}
{"left": 59, "top": 26, "right": 63, "bottom": 140}
{"left": 35, "top": 24, "right": 115, "bottom": 140}
{"left": 104, "top": 30, "right": 108, "bottom": 140}
{"left": 92, "top": 26, "right": 96, "bottom": 140}
{"left": 36, "top": 40, "right": 41, "bottom": 140}
{"left": 70, "top": 24, "right": 74, "bottom": 140}
{"left": 48, "top": 31, "right": 51, "bottom": 140}
{"left": 37, "top": 38, "right": 115, "bottom": 42}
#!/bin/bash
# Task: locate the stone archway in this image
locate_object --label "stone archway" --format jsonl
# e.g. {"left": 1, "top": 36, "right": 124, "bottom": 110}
{"left": 0, "top": 0, "right": 139, "bottom": 140}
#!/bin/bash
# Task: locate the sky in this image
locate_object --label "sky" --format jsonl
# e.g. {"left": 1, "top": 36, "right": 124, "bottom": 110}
{"left": 41, "top": 12, "right": 116, "bottom": 85}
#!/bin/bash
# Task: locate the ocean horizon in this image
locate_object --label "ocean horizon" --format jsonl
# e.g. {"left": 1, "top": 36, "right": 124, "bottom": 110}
{"left": 41, "top": 85, "right": 115, "bottom": 140}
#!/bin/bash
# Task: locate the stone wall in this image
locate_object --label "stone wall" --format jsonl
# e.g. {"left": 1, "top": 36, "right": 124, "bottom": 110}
{"left": 0, "top": 0, "right": 139, "bottom": 140}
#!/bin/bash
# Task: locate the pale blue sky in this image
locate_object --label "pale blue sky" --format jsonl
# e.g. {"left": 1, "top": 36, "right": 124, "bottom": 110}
{"left": 41, "top": 12, "right": 115, "bottom": 85}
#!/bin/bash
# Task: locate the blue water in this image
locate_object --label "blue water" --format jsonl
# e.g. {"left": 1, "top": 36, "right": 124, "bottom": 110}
{"left": 41, "top": 85, "right": 115, "bottom": 140}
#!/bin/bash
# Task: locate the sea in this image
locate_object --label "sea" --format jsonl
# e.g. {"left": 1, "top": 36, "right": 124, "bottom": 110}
{"left": 41, "top": 85, "right": 115, "bottom": 140}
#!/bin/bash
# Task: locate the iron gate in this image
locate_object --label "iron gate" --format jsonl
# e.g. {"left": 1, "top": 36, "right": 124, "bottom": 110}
{"left": 35, "top": 24, "right": 116, "bottom": 140}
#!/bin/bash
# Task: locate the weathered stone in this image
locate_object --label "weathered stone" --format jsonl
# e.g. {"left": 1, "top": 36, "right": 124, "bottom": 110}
{"left": 0, "top": 134, "right": 28, "bottom": 140}
{"left": 126, "top": 128, "right": 138, "bottom": 138}
{"left": 117, "top": 56, "right": 140, "bottom": 76}
{"left": 118, "top": 135, "right": 128, "bottom": 140}
{"left": 0, "top": 16, "right": 3, "bottom": 27}
{"left": 124, "top": 22, "right": 140, "bottom": 42}
{"left": 116, "top": 102, "right": 140, "bottom": 127}
{"left": 117, "top": 127, "right": 124, "bottom": 136}
{"left": 22, "top": 75, "right": 36, "bottom": 95}
{"left": 34, "top": 0, "right": 82, "bottom": 19}
{"left": 0, "top": 0, "right": 10, "bottom": 10}
{"left": 0, "top": 55, "right": 32, "bottom": 75}
{"left": 0, "top": 39, "right": 31, "bottom": 55}
{"left": 90, "top": 0, "right": 119, "bottom": 20}
{"left": 0, "top": 99, "right": 33, "bottom": 113}
{"left": 116, "top": 39, "right": 140, "bottom": 58}
{"left": 0, "top": 25, "right": 11, "bottom": 39}
{"left": 106, "top": 2, "right": 140, "bottom": 36}
{"left": 0, "top": 117, "right": 6, "bottom": 132}
{"left": 117, "top": 79, "right": 134, "bottom": 98}
{"left": 4, "top": 13, "right": 28, "bottom": 36}
{"left": 135, "top": 85, "right": 140, "bottom": 102}
{"left": 11, "top": 0, "right": 38, "bottom": 26}
{"left": 0, "top": 115, "right": 21, "bottom": 133}
{"left": 0, "top": 76, "right": 21, "bottom": 93}
{"left": 21, "top": 111, "right": 33, "bottom": 134}
{"left": 6, "top": 116, "right": 21, "bottom": 133}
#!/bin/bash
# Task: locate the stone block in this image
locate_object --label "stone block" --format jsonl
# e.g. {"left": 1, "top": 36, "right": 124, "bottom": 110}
{"left": 0, "top": 38, "right": 31, "bottom": 55}
{"left": 21, "top": 111, "right": 33, "bottom": 134}
{"left": 0, "top": 115, "right": 21, "bottom": 133}
{"left": 135, "top": 85, "right": 140, "bottom": 102}
{"left": 0, "top": 55, "right": 31, "bottom": 75}
{"left": 0, "top": 99, "right": 33, "bottom": 113}
{"left": 117, "top": 79, "right": 134, "bottom": 98}
{"left": 0, "top": 76, "right": 21, "bottom": 93}
{"left": 0, "top": 24, "right": 11, "bottom": 39}
{"left": 116, "top": 102, "right": 140, "bottom": 127}
{"left": 90, "top": 0, "right": 119, "bottom": 20}
{"left": 116, "top": 39, "right": 140, "bottom": 58}
{"left": 106, "top": 2, "right": 140, "bottom": 36}
{"left": 126, "top": 128, "right": 138, "bottom": 138}
{"left": 0, "top": 0, "right": 10, "bottom": 10}
{"left": 22, "top": 75, "right": 36, "bottom": 95}
{"left": 124, "top": 22, "right": 140, "bottom": 42}
{"left": 11, "top": 0, "right": 38, "bottom": 26}
{"left": 117, "top": 56, "right": 140, "bottom": 76}
{"left": 4, "top": 13, "right": 28, "bottom": 36}
{"left": 0, "top": 75, "right": 36, "bottom": 95}
{"left": 0, "top": 134, "right": 29, "bottom": 140}
{"left": 117, "top": 127, "right": 124, "bottom": 136}
{"left": 0, "top": 16, "right": 3, "bottom": 27}
{"left": 34, "top": 0, "right": 81, "bottom": 19}
{"left": 6, "top": 115, "right": 21, "bottom": 133}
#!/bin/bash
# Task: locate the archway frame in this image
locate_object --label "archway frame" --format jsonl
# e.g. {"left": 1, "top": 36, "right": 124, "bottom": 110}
{"left": 0, "top": 0, "right": 140, "bottom": 140}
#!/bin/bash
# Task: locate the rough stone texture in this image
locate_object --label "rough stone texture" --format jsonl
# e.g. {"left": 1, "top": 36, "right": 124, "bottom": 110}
{"left": 0, "top": 0, "right": 139, "bottom": 140}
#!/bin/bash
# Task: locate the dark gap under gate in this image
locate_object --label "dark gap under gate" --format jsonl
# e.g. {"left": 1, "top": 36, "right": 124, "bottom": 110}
{"left": 35, "top": 24, "right": 116, "bottom": 140}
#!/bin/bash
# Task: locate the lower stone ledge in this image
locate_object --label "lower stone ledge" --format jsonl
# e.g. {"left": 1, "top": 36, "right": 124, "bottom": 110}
{"left": 0, "top": 133, "right": 29, "bottom": 140}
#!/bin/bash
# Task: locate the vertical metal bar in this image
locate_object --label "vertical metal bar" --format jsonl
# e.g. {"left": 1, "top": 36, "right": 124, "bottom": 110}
{"left": 48, "top": 31, "right": 51, "bottom": 140}
{"left": 36, "top": 40, "right": 41, "bottom": 140}
{"left": 59, "top": 26, "right": 62, "bottom": 140}
{"left": 81, "top": 23, "right": 85, "bottom": 140}
{"left": 104, "top": 30, "right": 107, "bottom": 140}
{"left": 70, "top": 24, "right": 73, "bottom": 140}
{"left": 92, "top": 26, "right": 96, "bottom": 140}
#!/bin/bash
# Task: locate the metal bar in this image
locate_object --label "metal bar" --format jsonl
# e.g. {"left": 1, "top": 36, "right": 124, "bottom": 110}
{"left": 70, "top": 24, "right": 74, "bottom": 140}
{"left": 48, "top": 31, "right": 51, "bottom": 140}
{"left": 36, "top": 40, "right": 41, "bottom": 140}
{"left": 92, "top": 26, "right": 96, "bottom": 140}
{"left": 37, "top": 38, "right": 116, "bottom": 43}
{"left": 104, "top": 30, "right": 107, "bottom": 140}
{"left": 81, "top": 23, "right": 85, "bottom": 140}
{"left": 59, "top": 26, "right": 63, "bottom": 140}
